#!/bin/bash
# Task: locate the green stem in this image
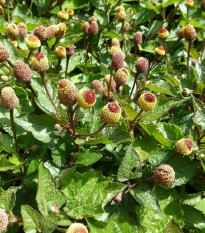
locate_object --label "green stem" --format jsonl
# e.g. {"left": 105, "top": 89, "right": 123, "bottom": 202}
{"left": 7, "top": 0, "right": 10, "bottom": 23}
{"left": 57, "top": 58, "right": 61, "bottom": 74}
{"left": 76, "top": 123, "right": 107, "bottom": 138}
{"left": 10, "top": 109, "right": 19, "bottom": 153}
{"left": 25, "top": 50, "right": 33, "bottom": 63}
{"left": 129, "top": 71, "right": 139, "bottom": 97}
{"left": 200, "top": 40, "right": 205, "bottom": 61}
{"left": 82, "top": 35, "right": 93, "bottom": 80}
{"left": 187, "top": 40, "right": 192, "bottom": 79}
{"left": 107, "top": 68, "right": 113, "bottom": 102}
{"left": 26, "top": 81, "right": 37, "bottom": 97}
{"left": 40, "top": 72, "right": 57, "bottom": 112}
{"left": 65, "top": 56, "right": 70, "bottom": 78}
{"left": 122, "top": 20, "right": 126, "bottom": 55}
{"left": 162, "top": 39, "right": 175, "bottom": 76}
{"left": 7, "top": 59, "right": 13, "bottom": 68}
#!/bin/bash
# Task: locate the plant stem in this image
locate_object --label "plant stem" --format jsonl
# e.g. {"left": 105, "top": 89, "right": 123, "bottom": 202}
{"left": 7, "top": 59, "right": 13, "bottom": 67}
{"left": 51, "top": 38, "right": 59, "bottom": 51}
{"left": 69, "top": 106, "right": 75, "bottom": 135}
{"left": 200, "top": 40, "right": 205, "bottom": 61}
{"left": 132, "top": 109, "right": 143, "bottom": 123}
{"left": 107, "top": 67, "right": 113, "bottom": 102}
{"left": 129, "top": 71, "right": 139, "bottom": 97}
{"left": 122, "top": 20, "right": 126, "bottom": 55}
{"left": 82, "top": 35, "right": 93, "bottom": 80}
{"left": 162, "top": 39, "right": 175, "bottom": 76}
{"left": 25, "top": 50, "right": 33, "bottom": 63}
{"left": 56, "top": 227, "right": 67, "bottom": 233}
{"left": 7, "top": 0, "right": 10, "bottom": 23}
{"left": 26, "top": 81, "right": 37, "bottom": 97}
{"left": 40, "top": 72, "right": 57, "bottom": 112}
{"left": 76, "top": 123, "right": 107, "bottom": 138}
{"left": 164, "top": 152, "right": 177, "bottom": 164}
{"left": 65, "top": 56, "right": 70, "bottom": 78}
{"left": 187, "top": 40, "right": 192, "bottom": 79}
{"left": 129, "top": 174, "right": 155, "bottom": 190}
{"left": 10, "top": 109, "right": 19, "bottom": 153}
{"left": 57, "top": 58, "right": 61, "bottom": 74}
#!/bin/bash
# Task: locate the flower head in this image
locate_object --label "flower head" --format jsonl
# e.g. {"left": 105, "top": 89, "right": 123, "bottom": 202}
{"left": 114, "top": 67, "right": 129, "bottom": 85}
{"left": 66, "top": 45, "right": 74, "bottom": 56}
{"left": 91, "top": 80, "right": 103, "bottom": 93}
{"left": 18, "top": 22, "right": 28, "bottom": 38}
{"left": 31, "top": 53, "right": 49, "bottom": 72}
{"left": 101, "top": 102, "right": 121, "bottom": 124}
{"left": 137, "top": 92, "right": 157, "bottom": 111}
{"left": 7, "top": 23, "right": 19, "bottom": 38}
{"left": 25, "top": 35, "right": 41, "bottom": 50}
{"left": 175, "top": 138, "right": 193, "bottom": 156}
{"left": 0, "top": 47, "right": 9, "bottom": 62}
{"left": 14, "top": 60, "right": 32, "bottom": 82}
{"left": 136, "top": 57, "right": 149, "bottom": 73}
{"left": 66, "top": 223, "right": 88, "bottom": 233}
{"left": 154, "top": 164, "right": 175, "bottom": 186}
{"left": 133, "top": 31, "right": 142, "bottom": 44}
{"left": 57, "top": 10, "right": 69, "bottom": 20}
{"left": 55, "top": 46, "right": 66, "bottom": 59}
{"left": 154, "top": 46, "right": 165, "bottom": 56}
{"left": 34, "top": 25, "right": 47, "bottom": 41}
{"left": 1, "top": 86, "right": 19, "bottom": 109}
{"left": 77, "top": 89, "right": 96, "bottom": 109}
{"left": 111, "top": 51, "right": 125, "bottom": 70}
{"left": 158, "top": 28, "right": 169, "bottom": 40}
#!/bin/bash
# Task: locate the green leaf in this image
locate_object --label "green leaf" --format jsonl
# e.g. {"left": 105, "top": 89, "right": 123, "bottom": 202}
{"left": 76, "top": 150, "right": 102, "bottom": 166}
{"left": 140, "top": 122, "right": 183, "bottom": 147}
{"left": 192, "top": 97, "right": 205, "bottom": 131}
{"left": 117, "top": 145, "right": 142, "bottom": 182}
{"left": 0, "top": 157, "right": 22, "bottom": 171}
{"left": 0, "top": 186, "right": 19, "bottom": 211}
{"left": 0, "top": 133, "right": 16, "bottom": 153}
{"left": 36, "top": 163, "right": 66, "bottom": 216}
{"left": 129, "top": 183, "right": 160, "bottom": 212}
{"left": 33, "top": 0, "right": 51, "bottom": 15}
{"left": 87, "top": 214, "right": 141, "bottom": 233}
{"left": 162, "top": 0, "right": 181, "bottom": 7}
{"left": 136, "top": 186, "right": 184, "bottom": 232}
{"left": 182, "top": 192, "right": 202, "bottom": 206}
{"left": 61, "top": 169, "right": 125, "bottom": 219}
{"left": 163, "top": 221, "right": 183, "bottom": 233}
{"left": 62, "top": 0, "right": 89, "bottom": 9}
{"left": 21, "top": 205, "right": 41, "bottom": 233}
{"left": 194, "top": 199, "right": 205, "bottom": 215}
{"left": 147, "top": 80, "right": 180, "bottom": 97}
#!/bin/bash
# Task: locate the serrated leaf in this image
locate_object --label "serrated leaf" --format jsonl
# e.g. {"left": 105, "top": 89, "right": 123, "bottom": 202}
{"left": 36, "top": 163, "right": 66, "bottom": 216}
{"left": 194, "top": 199, "right": 205, "bottom": 215}
{"left": 182, "top": 192, "right": 202, "bottom": 206}
{"left": 117, "top": 145, "right": 142, "bottom": 182}
{"left": 76, "top": 150, "right": 102, "bottom": 166}
{"left": 163, "top": 221, "right": 183, "bottom": 233}
{"left": 162, "top": 0, "right": 181, "bottom": 7}
{"left": 129, "top": 183, "right": 160, "bottom": 212}
{"left": 0, "top": 186, "right": 19, "bottom": 211}
{"left": 0, "top": 133, "right": 16, "bottom": 153}
{"left": 61, "top": 169, "right": 125, "bottom": 219}
{"left": 192, "top": 97, "right": 205, "bottom": 131}
{"left": 87, "top": 214, "right": 141, "bottom": 233}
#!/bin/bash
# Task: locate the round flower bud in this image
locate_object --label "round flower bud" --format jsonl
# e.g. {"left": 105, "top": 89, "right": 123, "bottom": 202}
{"left": 46, "top": 25, "right": 59, "bottom": 40}
{"left": 91, "top": 80, "right": 103, "bottom": 93}
{"left": 89, "top": 16, "right": 97, "bottom": 23}
{"left": 133, "top": 31, "right": 142, "bottom": 44}
{"left": 77, "top": 89, "right": 96, "bottom": 109}
{"left": 136, "top": 57, "right": 149, "bottom": 73}
{"left": 25, "top": 35, "right": 41, "bottom": 50}
{"left": 184, "top": 24, "right": 197, "bottom": 41}
{"left": 0, "top": 47, "right": 9, "bottom": 62}
{"left": 1, "top": 75, "right": 8, "bottom": 82}
{"left": 55, "top": 23, "right": 67, "bottom": 39}
{"left": 192, "top": 59, "right": 197, "bottom": 66}
{"left": 34, "top": 25, "right": 47, "bottom": 41}
{"left": 88, "top": 21, "right": 98, "bottom": 35}
{"left": 109, "top": 46, "right": 121, "bottom": 56}
{"left": 82, "top": 22, "right": 89, "bottom": 33}
{"left": 154, "top": 164, "right": 175, "bottom": 186}
{"left": 137, "top": 92, "right": 157, "bottom": 111}
{"left": 1, "top": 86, "right": 19, "bottom": 109}
{"left": 66, "top": 45, "right": 74, "bottom": 56}
{"left": 0, "top": 0, "right": 5, "bottom": 4}
{"left": 0, "top": 210, "right": 9, "bottom": 232}
{"left": 123, "top": 22, "right": 130, "bottom": 32}
{"left": 118, "top": 6, "right": 125, "bottom": 12}
{"left": 55, "top": 46, "right": 66, "bottom": 59}
{"left": 18, "top": 22, "right": 28, "bottom": 38}
{"left": 58, "top": 79, "right": 78, "bottom": 106}
{"left": 67, "top": 9, "right": 74, "bottom": 15}
{"left": 178, "top": 27, "right": 186, "bottom": 38}
{"left": 54, "top": 124, "right": 62, "bottom": 131}
{"left": 31, "top": 53, "right": 49, "bottom": 72}
{"left": 175, "top": 138, "right": 193, "bottom": 156}
{"left": 182, "top": 88, "right": 193, "bottom": 96}
{"left": 66, "top": 223, "right": 88, "bottom": 233}
{"left": 114, "top": 67, "right": 129, "bottom": 85}
{"left": 102, "top": 87, "right": 113, "bottom": 99}
{"left": 14, "top": 60, "right": 32, "bottom": 82}
{"left": 154, "top": 46, "right": 165, "bottom": 56}
{"left": 158, "top": 28, "right": 169, "bottom": 40}
{"left": 101, "top": 102, "right": 121, "bottom": 124}
{"left": 10, "top": 40, "right": 18, "bottom": 48}
{"left": 50, "top": 205, "right": 59, "bottom": 213}
{"left": 7, "top": 23, "right": 19, "bottom": 38}
{"left": 0, "top": 5, "right": 4, "bottom": 15}
{"left": 111, "top": 38, "right": 120, "bottom": 47}
{"left": 185, "top": 0, "right": 194, "bottom": 7}
{"left": 57, "top": 10, "right": 69, "bottom": 20}
{"left": 111, "top": 51, "right": 125, "bottom": 70}
{"left": 30, "top": 144, "right": 38, "bottom": 153}
{"left": 152, "top": 1, "right": 157, "bottom": 6}
{"left": 118, "top": 10, "right": 126, "bottom": 21}
{"left": 105, "top": 74, "right": 116, "bottom": 92}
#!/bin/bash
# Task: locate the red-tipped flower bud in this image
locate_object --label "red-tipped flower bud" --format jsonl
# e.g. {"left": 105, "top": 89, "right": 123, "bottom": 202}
{"left": 184, "top": 24, "right": 197, "bottom": 41}
{"left": 158, "top": 28, "right": 169, "bottom": 40}
{"left": 185, "top": 0, "right": 194, "bottom": 7}
{"left": 154, "top": 46, "right": 165, "bottom": 56}
{"left": 34, "top": 25, "right": 47, "bottom": 41}
{"left": 101, "top": 102, "right": 121, "bottom": 124}
{"left": 57, "top": 10, "right": 69, "bottom": 20}
{"left": 58, "top": 79, "right": 78, "bottom": 106}
{"left": 114, "top": 67, "right": 129, "bottom": 85}
{"left": 137, "top": 92, "right": 157, "bottom": 111}
{"left": 67, "top": 9, "right": 74, "bottom": 15}
{"left": 66, "top": 223, "right": 88, "bottom": 233}
{"left": 31, "top": 53, "right": 49, "bottom": 72}
{"left": 118, "top": 10, "right": 126, "bottom": 21}
{"left": 154, "top": 164, "right": 175, "bottom": 186}
{"left": 123, "top": 23, "right": 130, "bottom": 32}
{"left": 89, "top": 16, "right": 97, "bottom": 23}
{"left": 133, "top": 31, "right": 142, "bottom": 44}
{"left": 88, "top": 21, "right": 98, "bottom": 35}
{"left": 175, "top": 138, "right": 193, "bottom": 155}
{"left": 55, "top": 46, "right": 66, "bottom": 59}
{"left": 111, "top": 51, "right": 125, "bottom": 70}
{"left": 55, "top": 23, "right": 67, "bottom": 39}
{"left": 25, "top": 35, "right": 41, "bottom": 50}
{"left": 66, "top": 45, "right": 74, "bottom": 56}
{"left": 1, "top": 86, "right": 19, "bottom": 109}
{"left": 136, "top": 57, "right": 149, "bottom": 73}
{"left": 14, "top": 60, "right": 32, "bottom": 82}
{"left": 77, "top": 89, "right": 96, "bottom": 109}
